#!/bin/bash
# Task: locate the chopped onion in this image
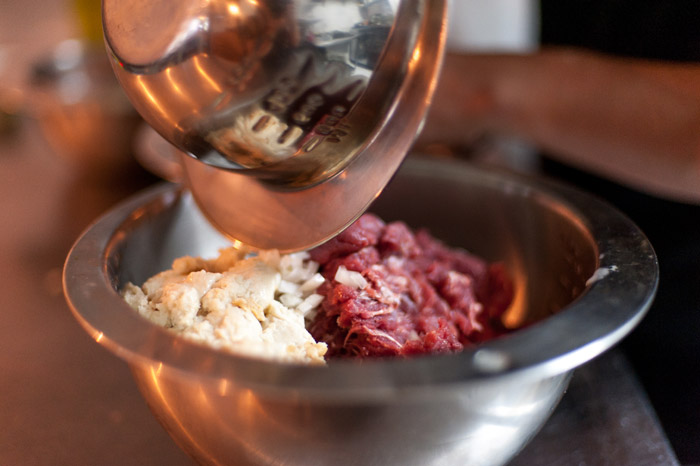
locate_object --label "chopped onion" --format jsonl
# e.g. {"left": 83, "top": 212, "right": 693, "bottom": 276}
{"left": 297, "top": 293, "right": 324, "bottom": 316}
{"left": 334, "top": 266, "right": 368, "bottom": 289}
{"left": 299, "top": 273, "right": 325, "bottom": 294}
{"left": 277, "top": 279, "right": 300, "bottom": 295}
{"left": 280, "top": 293, "right": 303, "bottom": 308}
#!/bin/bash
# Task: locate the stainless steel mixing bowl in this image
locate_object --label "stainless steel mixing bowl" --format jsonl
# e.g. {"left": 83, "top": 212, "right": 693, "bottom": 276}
{"left": 103, "top": 0, "right": 448, "bottom": 251}
{"left": 64, "top": 156, "right": 658, "bottom": 466}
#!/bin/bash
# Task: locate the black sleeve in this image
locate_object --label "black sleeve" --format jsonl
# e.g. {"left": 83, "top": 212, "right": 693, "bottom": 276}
{"left": 540, "top": 0, "right": 700, "bottom": 62}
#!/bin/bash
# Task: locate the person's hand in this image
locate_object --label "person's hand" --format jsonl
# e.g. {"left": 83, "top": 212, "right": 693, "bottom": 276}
{"left": 418, "top": 53, "right": 508, "bottom": 152}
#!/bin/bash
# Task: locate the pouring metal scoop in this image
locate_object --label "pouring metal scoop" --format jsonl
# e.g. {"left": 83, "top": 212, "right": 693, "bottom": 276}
{"left": 103, "top": 0, "right": 447, "bottom": 251}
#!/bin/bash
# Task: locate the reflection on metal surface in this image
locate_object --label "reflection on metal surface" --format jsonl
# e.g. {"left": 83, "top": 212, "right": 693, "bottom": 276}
{"left": 502, "top": 255, "right": 529, "bottom": 328}
{"left": 103, "top": 0, "right": 448, "bottom": 251}
{"left": 178, "top": 2, "right": 448, "bottom": 251}
{"left": 104, "top": 0, "right": 428, "bottom": 182}
{"left": 142, "top": 362, "right": 211, "bottom": 462}
{"left": 134, "top": 75, "right": 170, "bottom": 125}
{"left": 131, "top": 359, "right": 570, "bottom": 466}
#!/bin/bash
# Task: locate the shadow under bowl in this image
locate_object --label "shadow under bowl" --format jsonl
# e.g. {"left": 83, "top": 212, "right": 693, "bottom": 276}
{"left": 64, "top": 156, "right": 657, "bottom": 466}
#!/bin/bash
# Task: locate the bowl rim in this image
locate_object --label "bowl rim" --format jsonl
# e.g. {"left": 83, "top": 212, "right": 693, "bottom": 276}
{"left": 63, "top": 157, "right": 658, "bottom": 397}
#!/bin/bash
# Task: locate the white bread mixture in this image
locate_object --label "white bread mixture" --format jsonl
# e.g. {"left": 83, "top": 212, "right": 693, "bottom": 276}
{"left": 121, "top": 248, "right": 327, "bottom": 364}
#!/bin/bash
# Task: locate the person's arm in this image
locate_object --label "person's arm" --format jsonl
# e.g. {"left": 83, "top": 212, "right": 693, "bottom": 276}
{"left": 421, "top": 48, "right": 700, "bottom": 203}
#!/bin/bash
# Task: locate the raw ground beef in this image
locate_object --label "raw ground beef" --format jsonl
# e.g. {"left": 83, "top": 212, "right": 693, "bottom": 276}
{"left": 308, "top": 214, "right": 514, "bottom": 358}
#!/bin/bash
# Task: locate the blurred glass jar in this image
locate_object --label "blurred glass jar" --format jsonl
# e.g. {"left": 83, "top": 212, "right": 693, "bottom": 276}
{"left": 28, "top": 39, "right": 143, "bottom": 178}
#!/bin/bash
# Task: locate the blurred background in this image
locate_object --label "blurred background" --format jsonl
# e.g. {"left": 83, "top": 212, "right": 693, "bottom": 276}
{"left": 0, "top": 1, "right": 189, "bottom": 465}
{"left": 0, "top": 0, "right": 689, "bottom": 465}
